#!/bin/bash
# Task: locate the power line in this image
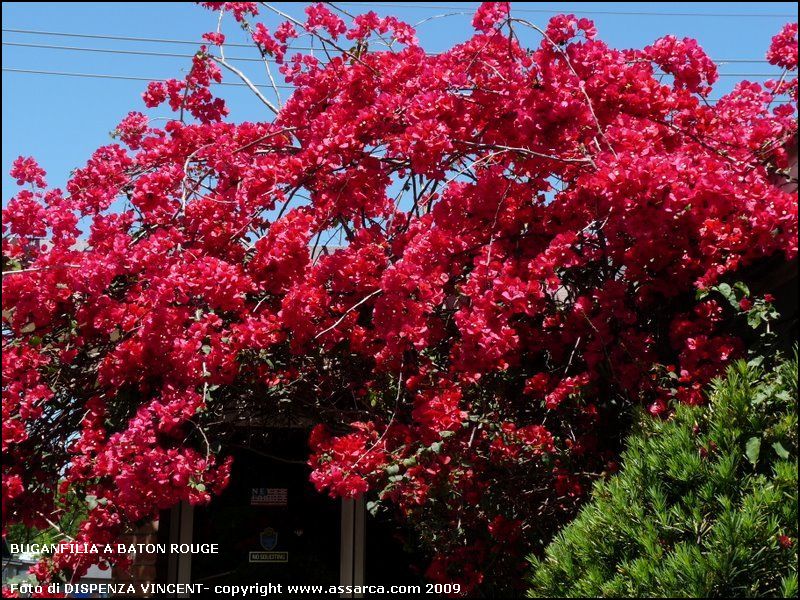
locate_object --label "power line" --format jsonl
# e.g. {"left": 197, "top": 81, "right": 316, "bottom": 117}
{"left": 2, "top": 41, "right": 267, "bottom": 63}
{"left": 1, "top": 27, "right": 318, "bottom": 52}
{"left": 1, "top": 41, "right": 783, "bottom": 76}
{"left": 0, "top": 28, "right": 776, "bottom": 64}
{"left": 335, "top": 2, "right": 796, "bottom": 18}
{"left": 1, "top": 67, "right": 292, "bottom": 89}
{"left": 715, "top": 60, "right": 778, "bottom": 65}
{"left": 3, "top": 68, "right": 793, "bottom": 103}
{"left": 2, "top": 27, "right": 254, "bottom": 48}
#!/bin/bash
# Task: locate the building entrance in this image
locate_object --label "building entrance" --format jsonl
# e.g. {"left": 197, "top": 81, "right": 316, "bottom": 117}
{"left": 157, "top": 427, "right": 422, "bottom": 597}
{"left": 190, "top": 431, "right": 340, "bottom": 586}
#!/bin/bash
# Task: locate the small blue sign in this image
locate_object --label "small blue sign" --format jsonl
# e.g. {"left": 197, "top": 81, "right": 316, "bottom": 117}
{"left": 260, "top": 527, "right": 278, "bottom": 551}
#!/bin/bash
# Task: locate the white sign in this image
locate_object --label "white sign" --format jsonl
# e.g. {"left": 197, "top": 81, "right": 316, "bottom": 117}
{"left": 251, "top": 487, "right": 288, "bottom": 506}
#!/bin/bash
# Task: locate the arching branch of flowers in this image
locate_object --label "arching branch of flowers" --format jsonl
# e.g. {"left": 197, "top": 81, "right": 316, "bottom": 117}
{"left": 259, "top": 1, "right": 381, "bottom": 75}
{"left": 511, "top": 16, "right": 618, "bottom": 159}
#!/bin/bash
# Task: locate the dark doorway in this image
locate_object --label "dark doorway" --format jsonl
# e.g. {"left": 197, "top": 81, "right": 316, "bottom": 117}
{"left": 189, "top": 429, "right": 340, "bottom": 586}
{"left": 365, "top": 511, "right": 424, "bottom": 587}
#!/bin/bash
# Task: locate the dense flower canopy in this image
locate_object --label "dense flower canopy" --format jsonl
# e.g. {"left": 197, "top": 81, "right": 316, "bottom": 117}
{"left": 2, "top": 2, "right": 798, "bottom": 594}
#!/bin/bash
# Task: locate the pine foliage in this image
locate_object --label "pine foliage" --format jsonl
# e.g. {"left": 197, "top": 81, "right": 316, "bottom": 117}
{"left": 528, "top": 357, "right": 798, "bottom": 598}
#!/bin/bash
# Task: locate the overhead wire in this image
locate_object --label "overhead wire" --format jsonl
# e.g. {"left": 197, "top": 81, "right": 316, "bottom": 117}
{"left": 3, "top": 68, "right": 793, "bottom": 105}
{"left": 334, "top": 2, "right": 796, "bottom": 18}
{"left": 1, "top": 67, "right": 292, "bottom": 89}
{"left": 0, "top": 41, "right": 785, "bottom": 77}
{"left": 0, "top": 27, "right": 776, "bottom": 64}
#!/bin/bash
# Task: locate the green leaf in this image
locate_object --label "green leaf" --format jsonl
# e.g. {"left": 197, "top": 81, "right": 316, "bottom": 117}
{"left": 772, "top": 441, "right": 790, "bottom": 459}
{"left": 715, "top": 282, "right": 739, "bottom": 309}
{"left": 745, "top": 436, "right": 761, "bottom": 466}
{"left": 747, "top": 311, "right": 763, "bottom": 329}
{"left": 733, "top": 281, "right": 750, "bottom": 297}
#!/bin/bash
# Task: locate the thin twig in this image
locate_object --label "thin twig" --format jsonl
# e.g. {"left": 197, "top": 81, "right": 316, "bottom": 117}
{"left": 3, "top": 265, "right": 81, "bottom": 277}
{"left": 259, "top": 2, "right": 380, "bottom": 75}
{"left": 210, "top": 55, "right": 279, "bottom": 114}
{"left": 314, "top": 289, "right": 381, "bottom": 340}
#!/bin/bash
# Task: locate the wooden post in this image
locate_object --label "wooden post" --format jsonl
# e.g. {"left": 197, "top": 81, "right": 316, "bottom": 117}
{"left": 339, "top": 496, "right": 366, "bottom": 598}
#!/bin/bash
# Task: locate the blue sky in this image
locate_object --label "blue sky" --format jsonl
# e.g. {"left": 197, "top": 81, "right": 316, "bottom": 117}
{"left": 2, "top": 2, "right": 797, "bottom": 201}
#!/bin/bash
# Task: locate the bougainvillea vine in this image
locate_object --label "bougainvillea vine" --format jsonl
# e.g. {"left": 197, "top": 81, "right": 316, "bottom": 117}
{"left": 2, "top": 2, "right": 797, "bottom": 595}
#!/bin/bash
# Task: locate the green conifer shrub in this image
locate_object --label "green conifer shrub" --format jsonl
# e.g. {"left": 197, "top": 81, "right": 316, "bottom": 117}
{"left": 528, "top": 357, "right": 798, "bottom": 598}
